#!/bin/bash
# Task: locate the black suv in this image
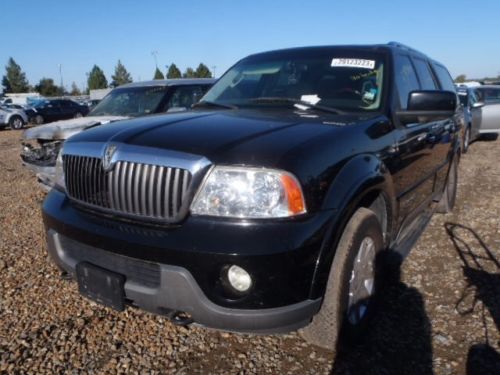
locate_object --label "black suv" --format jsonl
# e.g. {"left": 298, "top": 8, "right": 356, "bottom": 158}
{"left": 42, "top": 43, "right": 460, "bottom": 350}
{"left": 32, "top": 99, "right": 90, "bottom": 124}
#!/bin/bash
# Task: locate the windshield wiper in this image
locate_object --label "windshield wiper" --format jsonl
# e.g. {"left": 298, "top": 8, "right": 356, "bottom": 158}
{"left": 192, "top": 100, "right": 238, "bottom": 110}
{"left": 249, "top": 97, "right": 344, "bottom": 115}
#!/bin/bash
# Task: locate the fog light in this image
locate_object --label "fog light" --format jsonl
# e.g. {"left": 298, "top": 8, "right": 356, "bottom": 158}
{"left": 227, "top": 265, "right": 252, "bottom": 292}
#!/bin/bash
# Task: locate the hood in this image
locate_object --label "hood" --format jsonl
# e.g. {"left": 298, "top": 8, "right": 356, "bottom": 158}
{"left": 23, "top": 115, "right": 128, "bottom": 141}
{"left": 67, "top": 109, "right": 381, "bottom": 168}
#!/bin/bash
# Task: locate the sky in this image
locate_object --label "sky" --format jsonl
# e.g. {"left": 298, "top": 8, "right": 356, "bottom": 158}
{"left": 1, "top": 0, "right": 499, "bottom": 91}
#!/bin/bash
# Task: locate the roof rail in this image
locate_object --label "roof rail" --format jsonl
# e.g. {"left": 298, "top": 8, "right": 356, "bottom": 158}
{"left": 387, "top": 41, "right": 425, "bottom": 55}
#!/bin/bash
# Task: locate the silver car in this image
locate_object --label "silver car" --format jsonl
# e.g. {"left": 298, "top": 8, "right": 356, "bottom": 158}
{"left": 458, "top": 85, "right": 500, "bottom": 152}
{"left": 0, "top": 105, "right": 29, "bottom": 129}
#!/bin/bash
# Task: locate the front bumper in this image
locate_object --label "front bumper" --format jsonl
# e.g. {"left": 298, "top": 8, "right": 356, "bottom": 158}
{"left": 47, "top": 230, "right": 321, "bottom": 333}
{"left": 42, "top": 190, "right": 334, "bottom": 333}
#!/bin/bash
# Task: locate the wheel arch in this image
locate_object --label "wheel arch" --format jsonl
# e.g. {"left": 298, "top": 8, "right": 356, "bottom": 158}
{"left": 309, "top": 154, "right": 396, "bottom": 300}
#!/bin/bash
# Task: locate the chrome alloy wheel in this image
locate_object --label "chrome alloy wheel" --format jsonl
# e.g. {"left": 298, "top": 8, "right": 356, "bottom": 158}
{"left": 347, "top": 236, "right": 376, "bottom": 325}
{"left": 11, "top": 117, "right": 23, "bottom": 129}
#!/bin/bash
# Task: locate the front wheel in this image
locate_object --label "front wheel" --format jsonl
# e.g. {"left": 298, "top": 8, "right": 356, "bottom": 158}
{"left": 299, "top": 207, "right": 384, "bottom": 351}
{"left": 9, "top": 116, "right": 25, "bottom": 130}
{"left": 74, "top": 112, "right": 83, "bottom": 118}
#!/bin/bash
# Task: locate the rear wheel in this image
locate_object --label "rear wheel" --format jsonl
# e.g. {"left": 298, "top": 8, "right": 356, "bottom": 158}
{"left": 463, "top": 126, "right": 471, "bottom": 153}
{"left": 436, "top": 158, "right": 458, "bottom": 213}
{"left": 35, "top": 115, "right": 44, "bottom": 125}
{"left": 9, "top": 115, "right": 25, "bottom": 130}
{"left": 299, "top": 208, "right": 384, "bottom": 350}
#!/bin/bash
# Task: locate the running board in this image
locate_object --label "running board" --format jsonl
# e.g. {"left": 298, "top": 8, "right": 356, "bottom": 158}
{"left": 392, "top": 208, "right": 434, "bottom": 258}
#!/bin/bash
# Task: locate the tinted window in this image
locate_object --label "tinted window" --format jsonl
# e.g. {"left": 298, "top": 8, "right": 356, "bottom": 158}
{"left": 476, "top": 87, "right": 500, "bottom": 103}
{"left": 413, "top": 58, "right": 436, "bottom": 90}
{"left": 394, "top": 55, "right": 420, "bottom": 109}
{"left": 432, "top": 64, "right": 456, "bottom": 92}
{"left": 89, "top": 86, "right": 169, "bottom": 117}
{"left": 164, "top": 85, "right": 206, "bottom": 111}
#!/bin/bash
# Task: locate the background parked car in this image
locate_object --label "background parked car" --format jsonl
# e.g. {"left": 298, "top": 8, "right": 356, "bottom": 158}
{"left": 474, "top": 85, "right": 500, "bottom": 103}
{"left": 3, "top": 103, "right": 37, "bottom": 123}
{"left": 21, "top": 78, "right": 215, "bottom": 188}
{"left": 458, "top": 86, "right": 500, "bottom": 152}
{"left": 0, "top": 105, "right": 29, "bottom": 130}
{"left": 31, "top": 99, "right": 90, "bottom": 124}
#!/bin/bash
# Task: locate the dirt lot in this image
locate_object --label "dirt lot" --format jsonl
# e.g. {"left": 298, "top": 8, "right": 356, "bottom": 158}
{"left": 0, "top": 129, "right": 498, "bottom": 374}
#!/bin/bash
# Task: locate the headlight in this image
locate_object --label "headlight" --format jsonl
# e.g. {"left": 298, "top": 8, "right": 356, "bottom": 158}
{"left": 53, "top": 150, "right": 65, "bottom": 191}
{"left": 191, "top": 166, "right": 306, "bottom": 218}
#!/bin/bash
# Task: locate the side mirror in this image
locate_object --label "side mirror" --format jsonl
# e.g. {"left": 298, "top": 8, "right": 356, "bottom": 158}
{"left": 396, "top": 90, "right": 457, "bottom": 125}
{"left": 472, "top": 102, "right": 485, "bottom": 109}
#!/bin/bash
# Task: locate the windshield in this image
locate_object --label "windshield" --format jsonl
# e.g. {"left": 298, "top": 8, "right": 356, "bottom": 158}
{"left": 202, "top": 49, "right": 386, "bottom": 112}
{"left": 89, "top": 86, "right": 168, "bottom": 117}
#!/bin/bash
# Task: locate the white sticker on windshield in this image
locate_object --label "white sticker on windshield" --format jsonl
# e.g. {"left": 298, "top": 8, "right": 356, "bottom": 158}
{"left": 331, "top": 58, "right": 375, "bottom": 69}
{"left": 300, "top": 94, "right": 321, "bottom": 105}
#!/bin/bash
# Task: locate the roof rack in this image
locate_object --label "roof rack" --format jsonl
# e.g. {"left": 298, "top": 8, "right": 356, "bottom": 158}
{"left": 387, "top": 41, "right": 425, "bottom": 56}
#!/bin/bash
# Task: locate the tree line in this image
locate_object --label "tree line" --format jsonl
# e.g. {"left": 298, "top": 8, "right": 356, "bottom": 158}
{"left": 1, "top": 57, "right": 213, "bottom": 97}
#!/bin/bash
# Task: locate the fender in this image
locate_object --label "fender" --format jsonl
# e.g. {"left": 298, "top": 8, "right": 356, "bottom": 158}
{"left": 309, "top": 153, "right": 397, "bottom": 300}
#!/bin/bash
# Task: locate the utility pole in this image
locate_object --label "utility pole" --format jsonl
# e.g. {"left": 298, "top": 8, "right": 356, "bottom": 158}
{"left": 212, "top": 65, "right": 217, "bottom": 78}
{"left": 151, "top": 51, "right": 158, "bottom": 69}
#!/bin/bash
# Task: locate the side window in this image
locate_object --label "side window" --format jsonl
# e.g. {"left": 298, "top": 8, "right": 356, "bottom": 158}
{"left": 165, "top": 86, "right": 205, "bottom": 110}
{"left": 394, "top": 55, "right": 420, "bottom": 109}
{"left": 412, "top": 58, "right": 436, "bottom": 90}
{"left": 432, "top": 64, "right": 456, "bottom": 92}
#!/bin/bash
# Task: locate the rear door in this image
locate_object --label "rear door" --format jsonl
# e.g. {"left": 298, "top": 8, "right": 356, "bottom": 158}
{"left": 44, "top": 100, "right": 63, "bottom": 122}
{"left": 58, "top": 100, "right": 76, "bottom": 119}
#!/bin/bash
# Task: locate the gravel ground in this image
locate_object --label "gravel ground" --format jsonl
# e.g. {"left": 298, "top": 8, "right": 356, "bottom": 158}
{"left": 0, "top": 129, "right": 498, "bottom": 374}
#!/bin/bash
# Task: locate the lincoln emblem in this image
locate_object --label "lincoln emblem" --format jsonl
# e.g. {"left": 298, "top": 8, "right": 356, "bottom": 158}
{"left": 102, "top": 144, "right": 117, "bottom": 171}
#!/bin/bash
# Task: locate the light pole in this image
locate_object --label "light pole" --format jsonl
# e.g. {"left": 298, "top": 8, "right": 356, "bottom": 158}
{"left": 151, "top": 51, "right": 158, "bottom": 69}
{"left": 59, "top": 64, "right": 64, "bottom": 95}
{"left": 165, "top": 64, "right": 169, "bottom": 78}
{"left": 212, "top": 65, "right": 217, "bottom": 78}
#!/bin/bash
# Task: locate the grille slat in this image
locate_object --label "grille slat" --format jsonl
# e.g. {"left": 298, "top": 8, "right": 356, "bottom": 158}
{"left": 63, "top": 155, "right": 192, "bottom": 222}
{"left": 156, "top": 167, "right": 164, "bottom": 218}
{"left": 164, "top": 167, "right": 172, "bottom": 218}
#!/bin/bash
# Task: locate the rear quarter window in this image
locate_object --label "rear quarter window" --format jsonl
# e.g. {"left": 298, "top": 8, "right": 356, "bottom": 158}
{"left": 412, "top": 58, "right": 437, "bottom": 90}
{"left": 432, "top": 64, "right": 456, "bottom": 92}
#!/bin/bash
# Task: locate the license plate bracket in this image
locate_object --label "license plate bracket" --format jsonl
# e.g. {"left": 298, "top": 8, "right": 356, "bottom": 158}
{"left": 76, "top": 262, "right": 126, "bottom": 311}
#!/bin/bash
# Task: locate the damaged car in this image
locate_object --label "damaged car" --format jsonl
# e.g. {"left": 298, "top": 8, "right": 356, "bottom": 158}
{"left": 21, "top": 78, "right": 215, "bottom": 188}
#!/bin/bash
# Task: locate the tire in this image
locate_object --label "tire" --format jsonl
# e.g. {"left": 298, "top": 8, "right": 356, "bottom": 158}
{"left": 35, "top": 115, "right": 44, "bottom": 125}
{"left": 9, "top": 115, "right": 25, "bottom": 130}
{"left": 299, "top": 207, "right": 384, "bottom": 351}
{"left": 74, "top": 112, "right": 83, "bottom": 118}
{"left": 436, "top": 157, "right": 458, "bottom": 213}
{"left": 463, "top": 126, "right": 471, "bottom": 154}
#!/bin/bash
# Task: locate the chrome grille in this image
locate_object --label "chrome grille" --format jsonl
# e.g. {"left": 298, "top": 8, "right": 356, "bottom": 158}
{"left": 64, "top": 155, "right": 192, "bottom": 221}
